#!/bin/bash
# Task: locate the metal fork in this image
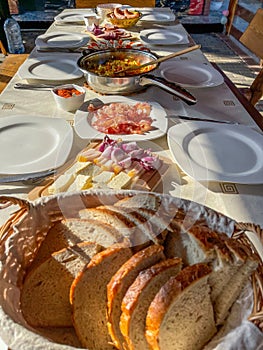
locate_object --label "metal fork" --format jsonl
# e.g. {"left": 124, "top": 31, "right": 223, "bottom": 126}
{"left": 0, "top": 169, "right": 56, "bottom": 185}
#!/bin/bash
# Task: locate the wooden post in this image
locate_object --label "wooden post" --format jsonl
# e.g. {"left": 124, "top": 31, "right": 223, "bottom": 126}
{"left": 225, "top": 0, "right": 238, "bottom": 35}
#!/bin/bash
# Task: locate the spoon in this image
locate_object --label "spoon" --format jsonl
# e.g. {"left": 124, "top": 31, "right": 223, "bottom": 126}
{"left": 115, "top": 44, "right": 201, "bottom": 75}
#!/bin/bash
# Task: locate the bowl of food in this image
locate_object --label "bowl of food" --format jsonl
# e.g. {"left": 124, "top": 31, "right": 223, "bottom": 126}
{"left": 96, "top": 3, "right": 122, "bottom": 20}
{"left": 107, "top": 8, "right": 142, "bottom": 28}
{"left": 52, "top": 84, "right": 86, "bottom": 112}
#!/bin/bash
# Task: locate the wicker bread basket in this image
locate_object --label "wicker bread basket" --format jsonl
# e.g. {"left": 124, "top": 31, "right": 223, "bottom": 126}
{"left": 0, "top": 190, "right": 262, "bottom": 349}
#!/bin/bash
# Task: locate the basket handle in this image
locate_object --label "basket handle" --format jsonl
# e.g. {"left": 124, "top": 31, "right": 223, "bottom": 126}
{"left": 0, "top": 196, "right": 30, "bottom": 210}
{"left": 233, "top": 222, "right": 263, "bottom": 331}
{"left": 0, "top": 196, "right": 31, "bottom": 245}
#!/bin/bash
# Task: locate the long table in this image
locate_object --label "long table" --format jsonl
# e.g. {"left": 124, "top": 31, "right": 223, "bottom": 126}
{"left": 0, "top": 8, "right": 262, "bottom": 225}
{"left": 0, "top": 8, "right": 263, "bottom": 348}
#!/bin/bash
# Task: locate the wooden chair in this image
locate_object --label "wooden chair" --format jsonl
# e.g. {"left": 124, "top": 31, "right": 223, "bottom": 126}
{"left": 225, "top": 6, "right": 263, "bottom": 106}
{"left": 0, "top": 39, "right": 28, "bottom": 94}
{"left": 75, "top": 0, "right": 155, "bottom": 8}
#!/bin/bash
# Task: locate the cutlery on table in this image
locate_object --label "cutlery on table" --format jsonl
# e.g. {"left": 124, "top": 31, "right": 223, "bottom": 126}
{"left": 14, "top": 83, "right": 55, "bottom": 90}
{"left": 36, "top": 46, "right": 88, "bottom": 53}
{"left": 115, "top": 44, "right": 201, "bottom": 75}
{"left": 166, "top": 115, "right": 240, "bottom": 124}
{"left": 0, "top": 169, "right": 56, "bottom": 185}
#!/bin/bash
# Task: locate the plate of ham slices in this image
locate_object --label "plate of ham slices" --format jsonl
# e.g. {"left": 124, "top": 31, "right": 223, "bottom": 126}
{"left": 74, "top": 95, "right": 168, "bottom": 141}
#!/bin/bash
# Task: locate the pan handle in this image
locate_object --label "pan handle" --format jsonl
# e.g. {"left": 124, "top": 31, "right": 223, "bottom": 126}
{"left": 139, "top": 74, "right": 197, "bottom": 106}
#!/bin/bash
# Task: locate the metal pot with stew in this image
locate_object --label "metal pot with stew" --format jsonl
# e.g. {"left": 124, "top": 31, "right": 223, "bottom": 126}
{"left": 77, "top": 48, "right": 197, "bottom": 105}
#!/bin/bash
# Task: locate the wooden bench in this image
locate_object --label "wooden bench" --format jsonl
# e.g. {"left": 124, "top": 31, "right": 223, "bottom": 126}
{"left": 0, "top": 39, "right": 28, "bottom": 94}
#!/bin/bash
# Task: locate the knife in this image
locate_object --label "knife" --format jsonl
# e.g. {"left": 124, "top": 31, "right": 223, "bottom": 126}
{"left": 14, "top": 83, "right": 55, "bottom": 90}
{"left": 0, "top": 169, "right": 56, "bottom": 184}
{"left": 166, "top": 115, "right": 239, "bottom": 124}
{"left": 36, "top": 47, "right": 84, "bottom": 53}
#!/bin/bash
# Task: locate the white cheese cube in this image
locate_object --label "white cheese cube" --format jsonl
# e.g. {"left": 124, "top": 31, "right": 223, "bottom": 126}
{"left": 67, "top": 174, "right": 92, "bottom": 192}
{"left": 48, "top": 173, "right": 75, "bottom": 194}
{"left": 107, "top": 172, "right": 132, "bottom": 189}
{"left": 93, "top": 171, "right": 115, "bottom": 184}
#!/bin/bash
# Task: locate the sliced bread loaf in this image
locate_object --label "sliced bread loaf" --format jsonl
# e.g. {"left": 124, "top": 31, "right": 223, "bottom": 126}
{"left": 164, "top": 222, "right": 258, "bottom": 325}
{"left": 145, "top": 263, "right": 216, "bottom": 350}
{"left": 107, "top": 244, "right": 165, "bottom": 350}
{"left": 21, "top": 241, "right": 102, "bottom": 327}
{"left": 71, "top": 244, "right": 133, "bottom": 350}
{"left": 120, "top": 258, "right": 182, "bottom": 350}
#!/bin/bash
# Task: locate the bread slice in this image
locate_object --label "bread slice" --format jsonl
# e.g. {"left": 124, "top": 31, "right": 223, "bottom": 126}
{"left": 107, "top": 244, "right": 165, "bottom": 350}
{"left": 62, "top": 217, "right": 125, "bottom": 247}
{"left": 21, "top": 241, "right": 102, "bottom": 327}
{"left": 71, "top": 244, "right": 133, "bottom": 350}
{"left": 98, "top": 205, "right": 158, "bottom": 248}
{"left": 79, "top": 207, "right": 147, "bottom": 248}
{"left": 145, "top": 263, "right": 216, "bottom": 350}
{"left": 120, "top": 258, "right": 182, "bottom": 350}
{"left": 28, "top": 221, "right": 72, "bottom": 271}
{"left": 131, "top": 207, "right": 173, "bottom": 244}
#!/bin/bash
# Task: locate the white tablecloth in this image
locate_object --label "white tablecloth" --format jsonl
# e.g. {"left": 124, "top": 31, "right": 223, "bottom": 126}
{"left": 0, "top": 7, "right": 262, "bottom": 349}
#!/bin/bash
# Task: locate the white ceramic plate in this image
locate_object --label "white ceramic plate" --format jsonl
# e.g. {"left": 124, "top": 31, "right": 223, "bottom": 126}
{"left": 54, "top": 10, "right": 94, "bottom": 24}
{"left": 18, "top": 56, "right": 83, "bottom": 82}
{"left": 0, "top": 116, "right": 73, "bottom": 174}
{"left": 35, "top": 32, "right": 89, "bottom": 49}
{"left": 167, "top": 121, "right": 263, "bottom": 184}
{"left": 160, "top": 61, "right": 224, "bottom": 88}
{"left": 139, "top": 9, "right": 176, "bottom": 22}
{"left": 140, "top": 28, "right": 189, "bottom": 46}
{"left": 74, "top": 95, "right": 168, "bottom": 141}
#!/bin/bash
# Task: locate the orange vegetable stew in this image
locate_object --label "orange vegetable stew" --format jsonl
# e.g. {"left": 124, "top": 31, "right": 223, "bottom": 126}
{"left": 55, "top": 88, "right": 83, "bottom": 98}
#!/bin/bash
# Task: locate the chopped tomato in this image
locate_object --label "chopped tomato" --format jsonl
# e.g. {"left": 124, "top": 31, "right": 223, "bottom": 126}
{"left": 56, "top": 88, "right": 83, "bottom": 98}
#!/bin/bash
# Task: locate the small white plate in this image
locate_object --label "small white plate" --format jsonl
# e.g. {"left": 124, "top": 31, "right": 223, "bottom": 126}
{"left": 0, "top": 116, "right": 73, "bottom": 174}
{"left": 74, "top": 95, "right": 168, "bottom": 141}
{"left": 35, "top": 32, "right": 89, "bottom": 49}
{"left": 18, "top": 56, "right": 83, "bottom": 82}
{"left": 54, "top": 10, "right": 94, "bottom": 24}
{"left": 139, "top": 9, "right": 176, "bottom": 23}
{"left": 160, "top": 61, "right": 224, "bottom": 88}
{"left": 168, "top": 121, "right": 263, "bottom": 184}
{"left": 140, "top": 28, "right": 189, "bottom": 46}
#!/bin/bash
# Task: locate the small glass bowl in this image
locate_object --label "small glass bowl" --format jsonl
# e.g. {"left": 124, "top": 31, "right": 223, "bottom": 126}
{"left": 52, "top": 84, "right": 85, "bottom": 112}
